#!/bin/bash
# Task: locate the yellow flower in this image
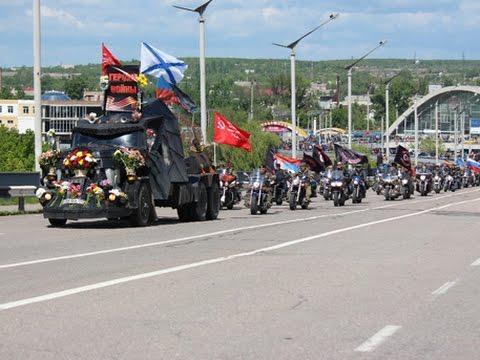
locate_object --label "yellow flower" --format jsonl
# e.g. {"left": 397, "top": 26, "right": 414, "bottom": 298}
{"left": 64, "top": 159, "right": 70, "bottom": 166}
{"left": 137, "top": 74, "right": 148, "bottom": 88}
{"left": 76, "top": 151, "right": 83, "bottom": 157}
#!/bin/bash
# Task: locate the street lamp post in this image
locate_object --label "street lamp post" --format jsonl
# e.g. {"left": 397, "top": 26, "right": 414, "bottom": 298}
{"left": 435, "top": 100, "right": 439, "bottom": 165}
{"left": 345, "top": 40, "right": 387, "bottom": 149}
{"left": 414, "top": 99, "right": 419, "bottom": 166}
{"left": 273, "top": 13, "right": 339, "bottom": 158}
{"left": 173, "top": 0, "right": 213, "bottom": 144}
{"left": 33, "top": 0, "right": 42, "bottom": 172}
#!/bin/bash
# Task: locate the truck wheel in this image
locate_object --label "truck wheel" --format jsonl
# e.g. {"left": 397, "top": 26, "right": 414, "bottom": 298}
{"left": 48, "top": 218, "right": 67, "bottom": 227}
{"left": 193, "top": 182, "right": 208, "bottom": 221}
{"left": 129, "top": 183, "right": 152, "bottom": 227}
{"left": 177, "top": 204, "right": 194, "bottom": 222}
{"left": 206, "top": 181, "right": 220, "bottom": 220}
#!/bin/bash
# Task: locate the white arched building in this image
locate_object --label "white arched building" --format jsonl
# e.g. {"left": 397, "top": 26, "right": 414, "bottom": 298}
{"left": 387, "top": 86, "right": 480, "bottom": 138}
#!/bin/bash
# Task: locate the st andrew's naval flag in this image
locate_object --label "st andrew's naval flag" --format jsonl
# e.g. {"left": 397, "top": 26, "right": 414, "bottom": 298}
{"left": 140, "top": 42, "right": 187, "bottom": 85}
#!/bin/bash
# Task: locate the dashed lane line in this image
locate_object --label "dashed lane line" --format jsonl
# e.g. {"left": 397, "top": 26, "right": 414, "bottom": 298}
{"left": 432, "top": 280, "right": 458, "bottom": 296}
{"left": 354, "top": 325, "right": 402, "bottom": 352}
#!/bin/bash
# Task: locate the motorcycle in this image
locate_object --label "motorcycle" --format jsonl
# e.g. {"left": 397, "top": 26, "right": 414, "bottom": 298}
{"left": 462, "top": 170, "right": 470, "bottom": 188}
{"left": 220, "top": 172, "right": 241, "bottom": 210}
{"left": 400, "top": 173, "right": 414, "bottom": 199}
{"left": 249, "top": 172, "right": 272, "bottom": 215}
{"left": 416, "top": 173, "right": 432, "bottom": 196}
{"left": 432, "top": 173, "right": 443, "bottom": 194}
{"left": 351, "top": 174, "right": 366, "bottom": 204}
{"left": 443, "top": 174, "right": 456, "bottom": 192}
{"left": 289, "top": 175, "right": 310, "bottom": 210}
{"left": 322, "top": 170, "right": 333, "bottom": 201}
{"left": 383, "top": 173, "right": 402, "bottom": 201}
{"left": 273, "top": 177, "right": 287, "bottom": 206}
{"left": 310, "top": 178, "right": 318, "bottom": 198}
{"left": 331, "top": 170, "right": 348, "bottom": 207}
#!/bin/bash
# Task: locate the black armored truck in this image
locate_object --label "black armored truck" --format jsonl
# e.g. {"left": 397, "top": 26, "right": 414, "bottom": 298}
{"left": 37, "top": 98, "right": 220, "bottom": 227}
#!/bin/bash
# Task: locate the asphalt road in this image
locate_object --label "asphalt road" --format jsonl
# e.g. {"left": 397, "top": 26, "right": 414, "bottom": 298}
{"left": 1, "top": 187, "right": 480, "bottom": 359}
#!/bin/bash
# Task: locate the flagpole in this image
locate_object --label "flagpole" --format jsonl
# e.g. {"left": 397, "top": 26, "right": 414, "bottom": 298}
{"left": 199, "top": 15, "right": 207, "bottom": 145}
{"left": 213, "top": 142, "right": 217, "bottom": 166}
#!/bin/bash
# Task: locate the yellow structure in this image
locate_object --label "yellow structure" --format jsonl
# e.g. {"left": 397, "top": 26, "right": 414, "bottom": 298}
{"left": 0, "top": 99, "right": 19, "bottom": 129}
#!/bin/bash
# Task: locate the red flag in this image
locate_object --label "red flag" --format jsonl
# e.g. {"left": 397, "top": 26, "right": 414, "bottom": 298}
{"left": 102, "top": 43, "right": 121, "bottom": 75}
{"left": 213, "top": 112, "right": 252, "bottom": 152}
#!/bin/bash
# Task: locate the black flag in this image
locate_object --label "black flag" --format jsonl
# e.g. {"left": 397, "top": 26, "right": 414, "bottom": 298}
{"left": 334, "top": 144, "right": 368, "bottom": 165}
{"left": 265, "top": 146, "right": 276, "bottom": 172}
{"left": 313, "top": 145, "right": 333, "bottom": 168}
{"left": 394, "top": 145, "right": 412, "bottom": 171}
{"left": 303, "top": 152, "right": 322, "bottom": 173}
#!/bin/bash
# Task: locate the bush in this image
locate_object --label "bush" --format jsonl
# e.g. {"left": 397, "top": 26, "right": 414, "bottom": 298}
{"left": 0, "top": 126, "right": 35, "bottom": 172}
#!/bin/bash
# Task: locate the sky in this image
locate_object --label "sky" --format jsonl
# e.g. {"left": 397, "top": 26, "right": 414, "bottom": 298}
{"left": 0, "top": 0, "right": 479, "bottom": 66}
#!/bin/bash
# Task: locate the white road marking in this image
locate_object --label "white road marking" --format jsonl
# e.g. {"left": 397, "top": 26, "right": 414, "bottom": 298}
{"left": 471, "top": 258, "right": 480, "bottom": 266}
{"left": 354, "top": 325, "right": 402, "bottom": 352}
{"left": 0, "top": 197, "right": 478, "bottom": 312}
{"left": 0, "top": 209, "right": 367, "bottom": 270}
{"left": 1, "top": 188, "right": 477, "bottom": 270}
{"left": 432, "top": 280, "right": 458, "bottom": 296}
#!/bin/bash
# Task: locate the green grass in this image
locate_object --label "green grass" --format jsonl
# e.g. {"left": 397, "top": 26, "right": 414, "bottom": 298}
{"left": 0, "top": 196, "right": 38, "bottom": 206}
{"left": 0, "top": 209, "right": 42, "bottom": 216}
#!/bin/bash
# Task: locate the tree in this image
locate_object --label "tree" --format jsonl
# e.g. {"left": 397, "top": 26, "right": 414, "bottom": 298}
{"left": 64, "top": 76, "right": 87, "bottom": 100}
{"left": 0, "top": 127, "right": 35, "bottom": 172}
{"left": 420, "top": 137, "right": 445, "bottom": 154}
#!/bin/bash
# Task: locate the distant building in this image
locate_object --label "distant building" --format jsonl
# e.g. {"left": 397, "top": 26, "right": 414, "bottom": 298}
{"left": 83, "top": 91, "right": 103, "bottom": 102}
{"left": 17, "top": 100, "right": 35, "bottom": 134}
{"left": 0, "top": 99, "right": 19, "bottom": 129}
{"left": 428, "top": 84, "right": 442, "bottom": 94}
{"left": 340, "top": 94, "right": 372, "bottom": 107}
{"left": 0, "top": 93, "right": 102, "bottom": 137}
{"left": 23, "top": 87, "right": 34, "bottom": 97}
{"left": 60, "top": 64, "right": 75, "bottom": 70}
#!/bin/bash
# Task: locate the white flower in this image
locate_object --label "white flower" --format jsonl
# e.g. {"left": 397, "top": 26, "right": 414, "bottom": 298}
{"left": 36, "top": 188, "right": 46, "bottom": 199}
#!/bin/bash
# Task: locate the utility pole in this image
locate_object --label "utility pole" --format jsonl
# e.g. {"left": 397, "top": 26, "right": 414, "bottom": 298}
{"left": 414, "top": 99, "right": 419, "bottom": 166}
{"left": 385, "top": 82, "right": 390, "bottom": 161}
{"left": 33, "top": 0, "right": 42, "bottom": 172}
{"left": 249, "top": 79, "right": 255, "bottom": 121}
{"left": 435, "top": 101, "right": 439, "bottom": 165}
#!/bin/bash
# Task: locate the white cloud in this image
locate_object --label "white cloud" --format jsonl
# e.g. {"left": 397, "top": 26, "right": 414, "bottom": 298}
{"left": 41, "top": 5, "right": 85, "bottom": 28}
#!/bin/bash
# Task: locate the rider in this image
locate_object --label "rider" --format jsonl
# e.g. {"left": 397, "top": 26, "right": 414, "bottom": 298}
{"left": 297, "top": 162, "right": 314, "bottom": 203}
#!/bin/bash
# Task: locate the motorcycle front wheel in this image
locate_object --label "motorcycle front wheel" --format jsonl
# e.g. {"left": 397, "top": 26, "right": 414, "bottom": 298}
{"left": 289, "top": 192, "right": 297, "bottom": 210}
{"left": 250, "top": 193, "right": 258, "bottom": 215}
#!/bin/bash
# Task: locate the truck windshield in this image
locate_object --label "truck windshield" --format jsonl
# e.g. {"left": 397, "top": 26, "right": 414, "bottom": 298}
{"left": 72, "top": 131, "right": 145, "bottom": 149}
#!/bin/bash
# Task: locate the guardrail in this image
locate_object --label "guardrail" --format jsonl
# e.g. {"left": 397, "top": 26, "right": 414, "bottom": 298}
{"left": 0, "top": 172, "right": 40, "bottom": 212}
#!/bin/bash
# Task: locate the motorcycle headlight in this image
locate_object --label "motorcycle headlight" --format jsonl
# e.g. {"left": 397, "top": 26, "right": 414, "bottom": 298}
{"left": 331, "top": 181, "right": 342, "bottom": 187}
{"left": 353, "top": 180, "right": 359, "bottom": 185}
{"left": 293, "top": 178, "right": 300, "bottom": 186}
{"left": 253, "top": 181, "right": 260, "bottom": 189}
{"left": 401, "top": 179, "right": 408, "bottom": 185}
{"left": 420, "top": 175, "right": 426, "bottom": 181}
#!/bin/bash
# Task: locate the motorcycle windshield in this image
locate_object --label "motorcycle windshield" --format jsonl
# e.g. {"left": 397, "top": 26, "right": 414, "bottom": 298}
{"left": 331, "top": 170, "right": 344, "bottom": 181}
{"left": 250, "top": 171, "right": 265, "bottom": 186}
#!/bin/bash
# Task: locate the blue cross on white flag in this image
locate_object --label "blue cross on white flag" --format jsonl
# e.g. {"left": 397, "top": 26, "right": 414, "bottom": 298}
{"left": 140, "top": 42, "right": 188, "bottom": 85}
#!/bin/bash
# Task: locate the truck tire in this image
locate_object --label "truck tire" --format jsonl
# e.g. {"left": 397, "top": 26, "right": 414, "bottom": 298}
{"left": 177, "top": 204, "right": 194, "bottom": 222}
{"left": 193, "top": 182, "right": 208, "bottom": 221}
{"left": 206, "top": 181, "right": 220, "bottom": 220}
{"left": 48, "top": 218, "right": 67, "bottom": 227}
{"left": 129, "top": 183, "right": 152, "bottom": 227}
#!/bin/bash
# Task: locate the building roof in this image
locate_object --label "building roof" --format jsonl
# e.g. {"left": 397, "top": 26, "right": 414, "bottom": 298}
{"left": 41, "top": 91, "right": 71, "bottom": 101}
